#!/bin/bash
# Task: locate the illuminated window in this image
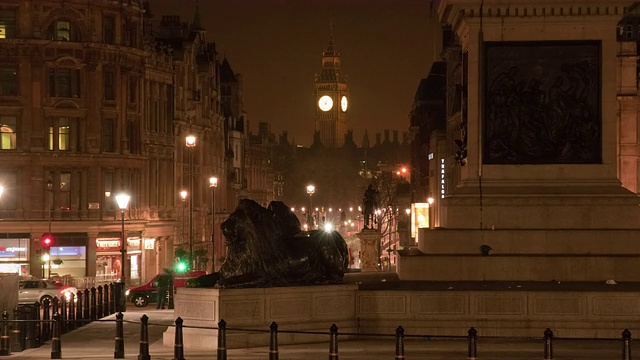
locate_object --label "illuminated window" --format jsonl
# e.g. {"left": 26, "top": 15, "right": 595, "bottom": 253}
{"left": 0, "top": 66, "right": 17, "bottom": 95}
{"left": 0, "top": 10, "right": 16, "bottom": 39}
{"left": 48, "top": 117, "right": 72, "bottom": 151}
{"left": 0, "top": 116, "right": 17, "bottom": 150}
{"left": 46, "top": 19, "right": 79, "bottom": 42}
{"left": 48, "top": 68, "right": 81, "bottom": 98}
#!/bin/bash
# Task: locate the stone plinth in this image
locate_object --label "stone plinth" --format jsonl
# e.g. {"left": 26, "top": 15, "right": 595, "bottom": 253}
{"left": 0, "top": 273, "right": 18, "bottom": 315}
{"left": 357, "top": 229, "right": 381, "bottom": 272}
{"left": 163, "top": 284, "right": 358, "bottom": 350}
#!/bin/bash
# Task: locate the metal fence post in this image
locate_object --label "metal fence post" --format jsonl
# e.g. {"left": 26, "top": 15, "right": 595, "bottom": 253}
{"left": 329, "top": 324, "right": 339, "bottom": 360}
{"left": 217, "top": 319, "right": 227, "bottom": 360}
{"left": 50, "top": 312, "right": 61, "bottom": 359}
{"left": 50, "top": 298, "right": 59, "bottom": 341}
{"left": 68, "top": 293, "right": 75, "bottom": 331}
{"left": 269, "top": 322, "right": 278, "bottom": 360}
{"left": 34, "top": 302, "right": 41, "bottom": 346}
{"left": 622, "top": 329, "right": 632, "bottom": 360}
{"left": 174, "top": 317, "right": 185, "bottom": 360}
{"left": 75, "top": 291, "right": 83, "bottom": 328}
{"left": 109, "top": 283, "right": 115, "bottom": 315}
{"left": 90, "top": 287, "right": 97, "bottom": 321}
{"left": 97, "top": 286, "right": 104, "bottom": 319}
{"left": 138, "top": 314, "right": 150, "bottom": 360}
{"left": 395, "top": 326, "right": 405, "bottom": 360}
{"left": 60, "top": 297, "right": 67, "bottom": 335}
{"left": 23, "top": 305, "right": 37, "bottom": 349}
{"left": 42, "top": 298, "right": 51, "bottom": 341}
{"left": 0, "top": 311, "right": 10, "bottom": 356}
{"left": 544, "top": 328, "right": 554, "bottom": 360}
{"left": 467, "top": 327, "right": 477, "bottom": 360}
{"left": 83, "top": 289, "right": 90, "bottom": 322}
{"left": 10, "top": 307, "right": 24, "bottom": 352}
{"left": 103, "top": 285, "right": 110, "bottom": 317}
{"left": 114, "top": 312, "right": 124, "bottom": 359}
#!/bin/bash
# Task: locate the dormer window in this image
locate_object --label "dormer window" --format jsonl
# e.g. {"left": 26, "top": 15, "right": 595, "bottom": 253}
{"left": 46, "top": 19, "right": 80, "bottom": 42}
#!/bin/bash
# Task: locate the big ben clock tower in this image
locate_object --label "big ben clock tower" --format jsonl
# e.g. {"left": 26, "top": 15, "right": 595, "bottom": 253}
{"left": 315, "top": 27, "right": 348, "bottom": 147}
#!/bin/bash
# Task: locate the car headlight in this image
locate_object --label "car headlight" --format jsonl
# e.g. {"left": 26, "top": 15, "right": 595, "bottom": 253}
{"left": 64, "top": 292, "right": 71, "bottom": 300}
{"left": 125, "top": 290, "right": 130, "bottom": 296}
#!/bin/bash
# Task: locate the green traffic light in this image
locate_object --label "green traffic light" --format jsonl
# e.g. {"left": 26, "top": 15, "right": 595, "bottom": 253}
{"left": 175, "top": 261, "right": 188, "bottom": 273}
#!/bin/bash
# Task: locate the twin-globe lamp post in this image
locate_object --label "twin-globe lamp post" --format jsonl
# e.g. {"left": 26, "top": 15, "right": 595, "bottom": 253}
{"left": 306, "top": 185, "right": 315, "bottom": 229}
{"left": 209, "top": 176, "right": 218, "bottom": 273}
{"left": 185, "top": 135, "right": 196, "bottom": 270}
{"left": 115, "top": 191, "right": 130, "bottom": 312}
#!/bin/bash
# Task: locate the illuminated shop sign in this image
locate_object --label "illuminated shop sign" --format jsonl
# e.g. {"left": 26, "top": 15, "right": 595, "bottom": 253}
{"left": 144, "top": 239, "right": 155, "bottom": 250}
{"left": 97, "top": 239, "right": 121, "bottom": 250}
{"left": 0, "top": 239, "right": 29, "bottom": 261}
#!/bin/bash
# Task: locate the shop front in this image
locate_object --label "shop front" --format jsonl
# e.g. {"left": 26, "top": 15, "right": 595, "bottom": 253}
{"left": 46, "top": 233, "right": 88, "bottom": 279}
{"left": 0, "top": 235, "right": 30, "bottom": 276}
{"left": 96, "top": 233, "right": 154, "bottom": 286}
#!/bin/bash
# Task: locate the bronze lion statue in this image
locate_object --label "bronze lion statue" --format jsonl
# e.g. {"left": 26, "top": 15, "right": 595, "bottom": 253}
{"left": 189, "top": 199, "right": 349, "bottom": 288}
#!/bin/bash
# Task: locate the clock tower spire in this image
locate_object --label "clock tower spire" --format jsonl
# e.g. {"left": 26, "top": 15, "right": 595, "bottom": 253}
{"left": 314, "top": 22, "right": 348, "bottom": 147}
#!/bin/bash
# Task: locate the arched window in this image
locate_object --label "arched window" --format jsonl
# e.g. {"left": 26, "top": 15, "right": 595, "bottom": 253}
{"left": 46, "top": 19, "right": 80, "bottom": 42}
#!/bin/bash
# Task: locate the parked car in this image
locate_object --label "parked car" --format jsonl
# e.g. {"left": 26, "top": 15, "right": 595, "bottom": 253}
{"left": 125, "top": 271, "right": 206, "bottom": 307}
{"left": 18, "top": 280, "right": 78, "bottom": 304}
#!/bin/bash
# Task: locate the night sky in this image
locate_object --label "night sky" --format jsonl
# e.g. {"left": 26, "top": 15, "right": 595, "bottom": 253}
{"left": 150, "top": 0, "right": 438, "bottom": 146}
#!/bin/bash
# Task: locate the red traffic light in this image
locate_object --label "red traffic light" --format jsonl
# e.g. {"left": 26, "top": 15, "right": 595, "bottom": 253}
{"left": 42, "top": 235, "right": 53, "bottom": 247}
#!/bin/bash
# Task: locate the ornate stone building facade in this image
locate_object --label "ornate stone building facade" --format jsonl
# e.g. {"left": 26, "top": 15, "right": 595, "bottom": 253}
{"left": 0, "top": 0, "right": 263, "bottom": 282}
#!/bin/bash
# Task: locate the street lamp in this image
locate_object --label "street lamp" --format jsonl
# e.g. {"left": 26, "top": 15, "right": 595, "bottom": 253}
{"left": 185, "top": 135, "right": 196, "bottom": 270}
{"left": 427, "top": 197, "right": 435, "bottom": 229}
{"left": 115, "top": 191, "right": 130, "bottom": 312}
{"left": 46, "top": 179, "right": 53, "bottom": 279}
{"left": 209, "top": 176, "right": 218, "bottom": 273}
{"left": 306, "top": 184, "right": 315, "bottom": 228}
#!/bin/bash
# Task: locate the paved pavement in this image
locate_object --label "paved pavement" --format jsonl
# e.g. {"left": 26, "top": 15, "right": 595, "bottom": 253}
{"left": 2, "top": 307, "right": 626, "bottom": 359}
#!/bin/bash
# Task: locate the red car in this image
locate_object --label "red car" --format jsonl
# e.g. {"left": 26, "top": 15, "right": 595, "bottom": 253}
{"left": 125, "top": 271, "right": 206, "bottom": 307}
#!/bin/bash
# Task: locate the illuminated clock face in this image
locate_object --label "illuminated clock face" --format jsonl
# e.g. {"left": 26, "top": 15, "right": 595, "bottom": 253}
{"left": 341, "top": 96, "right": 348, "bottom": 112}
{"left": 318, "top": 95, "right": 333, "bottom": 111}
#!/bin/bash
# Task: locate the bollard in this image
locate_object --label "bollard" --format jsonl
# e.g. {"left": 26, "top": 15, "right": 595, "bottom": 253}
{"left": 395, "top": 326, "right": 405, "bottom": 360}
{"left": 467, "top": 327, "right": 477, "bottom": 360}
{"left": 0, "top": 311, "right": 10, "bottom": 356}
{"left": 60, "top": 296, "right": 67, "bottom": 334}
{"left": 544, "top": 328, "right": 554, "bottom": 360}
{"left": 83, "top": 289, "right": 90, "bottom": 322}
{"left": 51, "top": 298, "right": 59, "bottom": 341}
{"left": 34, "top": 302, "right": 41, "bottom": 346}
{"left": 269, "top": 322, "right": 278, "bottom": 360}
{"left": 622, "top": 329, "right": 632, "bottom": 360}
{"left": 174, "top": 317, "right": 185, "bottom": 360}
{"left": 103, "top": 285, "right": 110, "bottom": 317}
{"left": 114, "top": 312, "right": 124, "bottom": 359}
{"left": 90, "top": 287, "right": 97, "bottom": 321}
{"left": 68, "top": 293, "right": 75, "bottom": 331}
{"left": 42, "top": 298, "right": 51, "bottom": 341}
{"left": 24, "top": 305, "right": 37, "bottom": 349}
{"left": 76, "top": 290, "right": 84, "bottom": 327}
{"left": 97, "top": 286, "right": 104, "bottom": 320}
{"left": 50, "top": 312, "right": 61, "bottom": 359}
{"left": 10, "top": 307, "right": 24, "bottom": 352}
{"left": 138, "top": 314, "right": 150, "bottom": 360}
{"left": 329, "top": 324, "right": 338, "bottom": 360}
{"left": 217, "top": 319, "right": 227, "bottom": 360}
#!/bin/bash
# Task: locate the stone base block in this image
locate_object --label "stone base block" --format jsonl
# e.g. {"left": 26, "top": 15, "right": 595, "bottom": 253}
{"left": 163, "top": 284, "right": 358, "bottom": 350}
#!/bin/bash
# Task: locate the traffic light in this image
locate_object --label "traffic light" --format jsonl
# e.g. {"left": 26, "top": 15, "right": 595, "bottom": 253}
{"left": 174, "top": 259, "right": 188, "bottom": 273}
{"left": 42, "top": 235, "right": 53, "bottom": 248}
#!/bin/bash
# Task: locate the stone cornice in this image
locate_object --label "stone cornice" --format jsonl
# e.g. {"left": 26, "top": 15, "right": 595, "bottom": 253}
{"left": 439, "top": 0, "right": 630, "bottom": 30}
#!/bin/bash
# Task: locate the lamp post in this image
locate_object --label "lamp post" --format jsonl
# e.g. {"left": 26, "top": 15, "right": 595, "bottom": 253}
{"left": 306, "top": 185, "right": 315, "bottom": 229}
{"left": 185, "top": 135, "right": 196, "bottom": 270}
{"left": 115, "top": 191, "right": 130, "bottom": 312}
{"left": 46, "top": 179, "right": 53, "bottom": 279}
{"left": 209, "top": 176, "right": 218, "bottom": 273}
{"left": 180, "top": 190, "right": 187, "bottom": 246}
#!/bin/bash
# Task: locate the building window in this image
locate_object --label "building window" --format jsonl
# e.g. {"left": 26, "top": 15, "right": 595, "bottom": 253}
{"left": 0, "top": 116, "right": 16, "bottom": 150}
{"left": 0, "top": 10, "right": 16, "bottom": 39}
{"left": 627, "top": 24, "right": 633, "bottom": 39}
{"left": 128, "top": 77, "right": 137, "bottom": 104}
{"left": 59, "top": 172, "right": 71, "bottom": 210}
{"left": 103, "top": 15, "right": 115, "bottom": 44}
{"left": 102, "top": 118, "right": 115, "bottom": 152}
{"left": 127, "top": 119, "right": 140, "bottom": 154}
{"left": 48, "top": 68, "right": 80, "bottom": 98}
{"left": 49, "top": 117, "right": 71, "bottom": 151}
{"left": 0, "top": 171, "right": 16, "bottom": 209}
{"left": 0, "top": 66, "right": 17, "bottom": 96}
{"left": 46, "top": 20, "right": 79, "bottom": 42}
{"left": 124, "top": 23, "right": 137, "bottom": 48}
{"left": 104, "top": 70, "right": 115, "bottom": 101}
